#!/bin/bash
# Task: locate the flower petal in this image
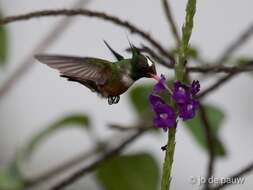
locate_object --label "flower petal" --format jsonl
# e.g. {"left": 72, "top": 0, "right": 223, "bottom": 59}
{"left": 153, "top": 103, "right": 176, "bottom": 130}
{"left": 149, "top": 94, "right": 165, "bottom": 107}
{"left": 153, "top": 74, "right": 167, "bottom": 94}
{"left": 178, "top": 99, "right": 199, "bottom": 120}
{"left": 154, "top": 113, "right": 176, "bottom": 131}
{"left": 155, "top": 103, "right": 175, "bottom": 117}
{"left": 172, "top": 81, "right": 192, "bottom": 104}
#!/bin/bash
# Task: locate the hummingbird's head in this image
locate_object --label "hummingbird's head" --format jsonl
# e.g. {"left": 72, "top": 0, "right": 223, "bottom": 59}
{"left": 131, "top": 46, "right": 159, "bottom": 81}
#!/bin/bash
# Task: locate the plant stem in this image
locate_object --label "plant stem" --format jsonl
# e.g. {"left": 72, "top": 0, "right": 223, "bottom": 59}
{"left": 161, "top": 127, "right": 176, "bottom": 190}
{"left": 160, "top": 1, "right": 196, "bottom": 190}
{"left": 177, "top": 0, "right": 196, "bottom": 81}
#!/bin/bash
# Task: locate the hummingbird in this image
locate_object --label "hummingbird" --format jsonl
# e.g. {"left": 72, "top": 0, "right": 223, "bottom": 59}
{"left": 35, "top": 41, "right": 159, "bottom": 105}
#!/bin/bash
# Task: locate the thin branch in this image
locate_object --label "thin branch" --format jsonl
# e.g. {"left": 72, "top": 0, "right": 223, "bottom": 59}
{"left": 0, "top": 0, "right": 90, "bottom": 100}
{"left": 162, "top": 0, "right": 180, "bottom": 46}
{"left": 196, "top": 59, "right": 253, "bottom": 98}
{"left": 130, "top": 46, "right": 253, "bottom": 75}
{"left": 51, "top": 129, "right": 145, "bottom": 190}
{"left": 126, "top": 45, "right": 253, "bottom": 73}
{"left": 135, "top": 47, "right": 253, "bottom": 75}
{"left": 187, "top": 62, "right": 253, "bottom": 73}
{"left": 211, "top": 161, "right": 253, "bottom": 190}
{"left": 24, "top": 124, "right": 147, "bottom": 188}
{"left": 0, "top": 9, "right": 174, "bottom": 62}
{"left": 199, "top": 104, "right": 216, "bottom": 190}
{"left": 194, "top": 52, "right": 253, "bottom": 100}
{"left": 25, "top": 147, "right": 98, "bottom": 188}
{"left": 216, "top": 23, "right": 253, "bottom": 64}
{"left": 197, "top": 72, "right": 237, "bottom": 99}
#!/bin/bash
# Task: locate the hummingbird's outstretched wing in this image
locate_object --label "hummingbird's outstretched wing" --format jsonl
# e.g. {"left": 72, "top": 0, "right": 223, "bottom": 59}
{"left": 35, "top": 54, "right": 113, "bottom": 85}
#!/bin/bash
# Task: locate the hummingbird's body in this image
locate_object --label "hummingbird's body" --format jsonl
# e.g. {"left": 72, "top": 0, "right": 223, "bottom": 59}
{"left": 35, "top": 41, "right": 158, "bottom": 104}
{"left": 97, "top": 59, "right": 134, "bottom": 97}
{"left": 63, "top": 58, "right": 135, "bottom": 97}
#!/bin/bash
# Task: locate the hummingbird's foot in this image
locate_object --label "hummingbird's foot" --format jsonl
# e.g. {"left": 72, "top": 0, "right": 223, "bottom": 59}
{"left": 115, "top": 96, "right": 120, "bottom": 103}
{"left": 108, "top": 96, "right": 120, "bottom": 105}
{"left": 108, "top": 96, "right": 114, "bottom": 105}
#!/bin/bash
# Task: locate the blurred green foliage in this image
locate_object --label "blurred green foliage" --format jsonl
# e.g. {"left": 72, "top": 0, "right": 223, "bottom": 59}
{"left": 185, "top": 105, "right": 226, "bottom": 156}
{"left": 96, "top": 153, "right": 159, "bottom": 190}
{"left": 0, "top": 10, "right": 8, "bottom": 65}
{"left": 0, "top": 113, "right": 90, "bottom": 190}
{"left": 0, "top": 160, "right": 25, "bottom": 190}
{"left": 23, "top": 113, "right": 90, "bottom": 160}
{"left": 129, "top": 84, "right": 153, "bottom": 121}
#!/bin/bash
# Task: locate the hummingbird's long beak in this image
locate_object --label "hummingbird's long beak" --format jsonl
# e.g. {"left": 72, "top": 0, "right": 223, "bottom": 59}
{"left": 150, "top": 74, "right": 160, "bottom": 81}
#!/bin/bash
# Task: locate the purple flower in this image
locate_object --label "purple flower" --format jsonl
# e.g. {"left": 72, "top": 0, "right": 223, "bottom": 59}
{"left": 149, "top": 94, "right": 176, "bottom": 130}
{"left": 191, "top": 80, "right": 200, "bottom": 95}
{"left": 153, "top": 104, "right": 176, "bottom": 131}
{"left": 178, "top": 99, "right": 199, "bottom": 120}
{"left": 153, "top": 74, "right": 167, "bottom": 93}
{"left": 172, "top": 81, "right": 192, "bottom": 104}
{"left": 149, "top": 94, "right": 166, "bottom": 112}
{"left": 149, "top": 74, "right": 200, "bottom": 130}
{"left": 172, "top": 80, "right": 200, "bottom": 120}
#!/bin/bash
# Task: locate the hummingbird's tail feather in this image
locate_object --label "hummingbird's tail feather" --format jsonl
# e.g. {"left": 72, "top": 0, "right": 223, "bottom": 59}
{"left": 103, "top": 40, "right": 124, "bottom": 61}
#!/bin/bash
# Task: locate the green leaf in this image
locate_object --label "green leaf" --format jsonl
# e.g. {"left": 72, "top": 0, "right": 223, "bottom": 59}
{"left": 129, "top": 84, "right": 153, "bottom": 118}
{"left": 24, "top": 113, "right": 90, "bottom": 160}
{"left": 0, "top": 171, "right": 24, "bottom": 190}
{"left": 96, "top": 153, "right": 159, "bottom": 190}
{"left": 184, "top": 105, "right": 226, "bottom": 156}
{"left": 0, "top": 159, "right": 25, "bottom": 190}
{"left": 0, "top": 24, "right": 8, "bottom": 65}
